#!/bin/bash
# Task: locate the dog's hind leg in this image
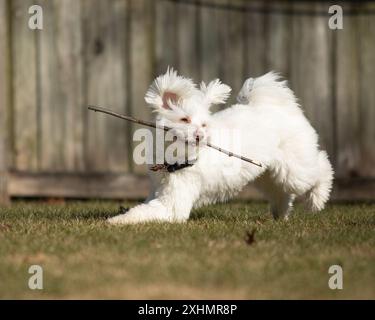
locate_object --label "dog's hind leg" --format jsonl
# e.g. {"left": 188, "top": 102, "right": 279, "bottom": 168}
{"left": 254, "top": 172, "right": 295, "bottom": 220}
{"left": 269, "top": 192, "right": 295, "bottom": 220}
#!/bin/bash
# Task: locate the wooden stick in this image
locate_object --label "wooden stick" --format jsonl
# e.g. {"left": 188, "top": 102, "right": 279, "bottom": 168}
{"left": 88, "top": 105, "right": 262, "bottom": 167}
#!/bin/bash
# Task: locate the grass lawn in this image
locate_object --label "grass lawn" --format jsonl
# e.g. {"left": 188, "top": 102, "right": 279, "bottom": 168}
{"left": 0, "top": 201, "right": 374, "bottom": 299}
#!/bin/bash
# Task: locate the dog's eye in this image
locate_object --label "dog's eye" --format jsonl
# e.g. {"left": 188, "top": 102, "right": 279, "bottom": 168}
{"left": 180, "top": 117, "right": 190, "bottom": 123}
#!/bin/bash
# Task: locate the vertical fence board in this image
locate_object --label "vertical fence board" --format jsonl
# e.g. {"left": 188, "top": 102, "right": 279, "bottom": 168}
{"left": 336, "top": 5, "right": 360, "bottom": 178}
{"left": 266, "top": 1, "right": 291, "bottom": 77}
{"left": 358, "top": 2, "right": 375, "bottom": 177}
{"left": 155, "top": 0, "right": 178, "bottom": 73}
{"left": 83, "top": 0, "right": 129, "bottom": 172}
{"left": 11, "top": 0, "right": 39, "bottom": 171}
{"left": 245, "top": 1, "right": 267, "bottom": 77}
{"left": 201, "top": 0, "right": 245, "bottom": 104}
{"left": 0, "top": 0, "right": 9, "bottom": 203}
{"left": 38, "top": 0, "right": 84, "bottom": 172}
{"left": 290, "top": 3, "right": 334, "bottom": 159}
{"left": 177, "top": 0, "right": 201, "bottom": 80}
{"left": 221, "top": 0, "right": 245, "bottom": 103}
{"left": 200, "top": 0, "right": 221, "bottom": 83}
{"left": 129, "top": 0, "right": 154, "bottom": 174}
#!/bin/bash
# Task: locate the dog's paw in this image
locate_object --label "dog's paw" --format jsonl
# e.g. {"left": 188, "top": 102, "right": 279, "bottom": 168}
{"left": 118, "top": 206, "right": 129, "bottom": 214}
{"left": 107, "top": 201, "right": 172, "bottom": 225}
{"left": 107, "top": 213, "right": 139, "bottom": 225}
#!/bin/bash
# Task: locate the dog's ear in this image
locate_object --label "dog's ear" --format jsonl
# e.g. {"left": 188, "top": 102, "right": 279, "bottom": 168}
{"left": 200, "top": 79, "right": 231, "bottom": 108}
{"left": 237, "top": 78, "right": 254, "bottom": 104}
{"left": 145, "top": 67, "right": 197, "bottom": 111}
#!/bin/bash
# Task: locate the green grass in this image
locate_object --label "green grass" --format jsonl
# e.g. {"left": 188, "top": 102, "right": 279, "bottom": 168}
{"left": 0, "top": 201, "right": 374, "bottom": 299}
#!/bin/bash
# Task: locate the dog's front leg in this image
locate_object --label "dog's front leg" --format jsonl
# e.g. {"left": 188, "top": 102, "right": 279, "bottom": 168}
{"left": 107, "top": 198, "right": 172, "bottom": 225}
{"left": 107, "top": 169, "right": 200, "bottom": 225}
{"left": 157, "top": 170, "right": 200, "bottom": 222}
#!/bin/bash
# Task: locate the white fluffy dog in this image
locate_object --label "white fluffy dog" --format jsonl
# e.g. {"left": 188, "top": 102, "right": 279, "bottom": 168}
{"left": 108, "top": 69, "right": 333, "bottom": 224}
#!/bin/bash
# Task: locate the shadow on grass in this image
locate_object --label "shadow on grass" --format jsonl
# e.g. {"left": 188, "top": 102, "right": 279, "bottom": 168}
{"left": 190, "top": 202, "right": 270, "bottom": 223}
{"left": 69, "top": 211, "right": 115, "bottom": 220}
{"left": 69, "top": 206, "right": 131, "bottom": 220}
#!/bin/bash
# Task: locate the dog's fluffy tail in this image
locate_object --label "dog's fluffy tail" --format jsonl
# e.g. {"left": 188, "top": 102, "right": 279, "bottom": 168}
{"left": 306, "top": 151, "right": 334, "bottom": 212}
{"left": 237, "top": 71, "right": 298, "bottom": 107}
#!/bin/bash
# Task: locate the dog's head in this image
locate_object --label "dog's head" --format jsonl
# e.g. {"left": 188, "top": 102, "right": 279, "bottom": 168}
{"left": 145, "top": 68, "right": 231, "bottom": 144}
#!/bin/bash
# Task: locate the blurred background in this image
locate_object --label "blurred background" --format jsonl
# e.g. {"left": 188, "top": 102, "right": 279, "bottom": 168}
{"left": 0, "top": 0, "right": 374, "bottom": 203}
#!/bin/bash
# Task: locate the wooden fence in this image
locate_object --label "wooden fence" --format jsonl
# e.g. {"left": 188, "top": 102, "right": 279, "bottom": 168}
{"left": 0, "top": 0, "right": 374, "bottom": 202}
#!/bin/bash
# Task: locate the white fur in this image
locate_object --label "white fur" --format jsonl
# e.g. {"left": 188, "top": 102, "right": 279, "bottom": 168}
{"left": 108, "top": 70, "right": 334, "bottom": 225}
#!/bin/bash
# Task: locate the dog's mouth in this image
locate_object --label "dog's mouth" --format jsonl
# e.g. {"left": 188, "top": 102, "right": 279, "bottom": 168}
{"left": 150, "top": 159, "right": 197, "bottom": 173}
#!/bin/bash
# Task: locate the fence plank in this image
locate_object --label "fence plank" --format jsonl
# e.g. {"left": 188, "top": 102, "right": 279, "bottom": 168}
{"left": 129, "top": 0, "right": 155, "bottom": 174}
{"left": 83, "top": 0, "right": 129, "bottom": 172}
{"left": 335, "top": 5, "right": 361, "bottom": 178}
{"left": 177, "top": 0, "right": 201, "bottom": 80}
{"left": 290, "top": 2, "right": 334, "bottom": 160}
{"left": 201, "top": 0, "right": 245, "bottom": 105}
{"left": 220, "top": 0, "right": 245, "bottom": 104}
{"left": 200, "top": 0, "right": 221, "bottom": 84}
{"left": 245, "top": 1, "right": 267, "bottom": 77}
{"left": 11, "top": 0, "right": 39, "bottom": 171}
{"left": 358, "top": 3, "right": 375, "bottom": 177}
{"left": 266, "top": 1, "right": 291, "bottom": 77}
{"left": 38, "top": 0, "right": 84, "bottom": 172}
{"left": 0, "top": 0, "right": 10, "bottom": 204}
{"left": 8, "top": 172, "right": 150, "bottom": 200}
{"left": 155, "top": 0, "right": 178, "bottom": 73}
